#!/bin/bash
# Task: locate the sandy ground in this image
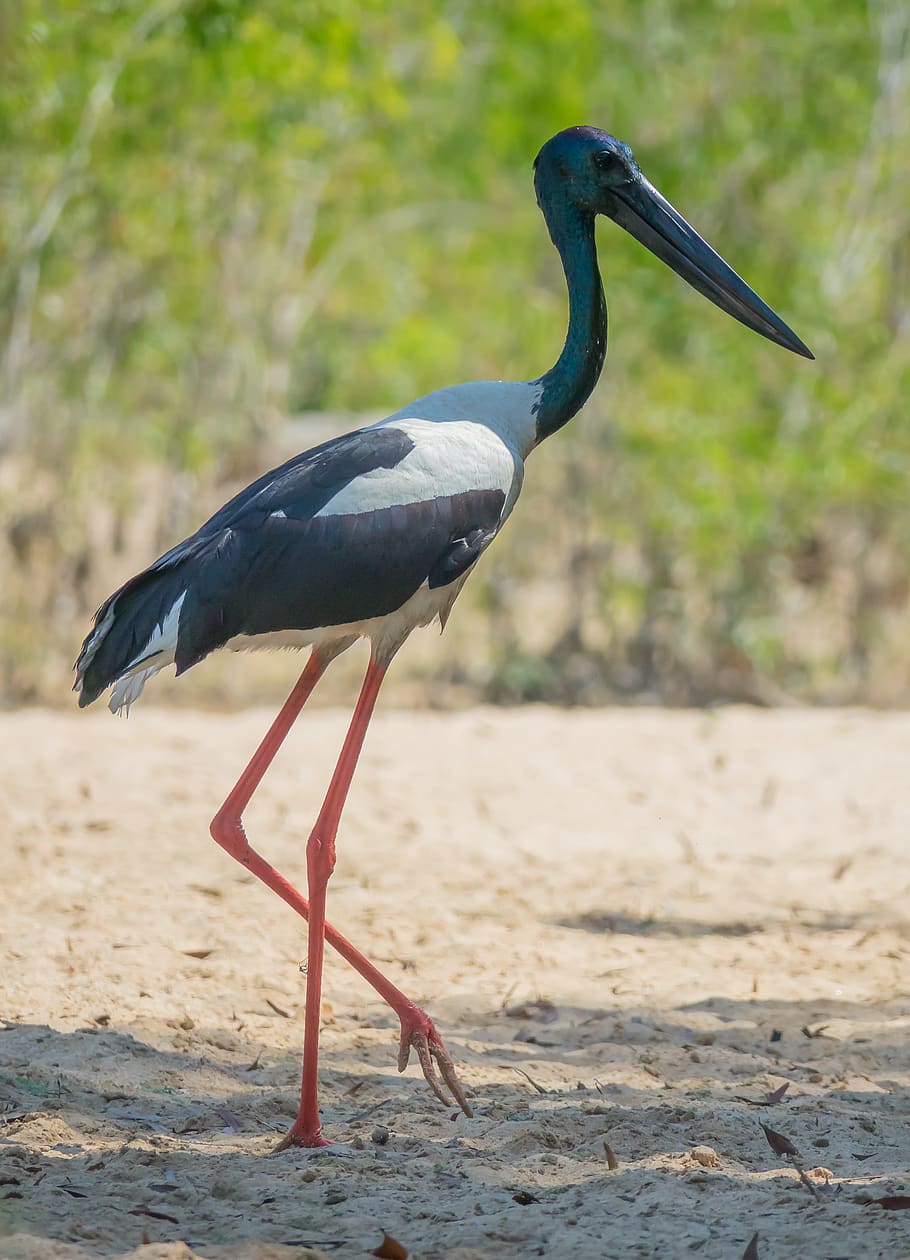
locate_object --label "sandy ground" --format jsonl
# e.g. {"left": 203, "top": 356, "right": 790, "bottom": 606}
{"left": 1, "top": 704, "right": 910, "bottom": 1260}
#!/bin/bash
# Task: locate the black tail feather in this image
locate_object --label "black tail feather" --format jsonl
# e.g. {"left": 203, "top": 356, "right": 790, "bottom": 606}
{"left": 74, "top": 565, "right": 190, "bottom": 708}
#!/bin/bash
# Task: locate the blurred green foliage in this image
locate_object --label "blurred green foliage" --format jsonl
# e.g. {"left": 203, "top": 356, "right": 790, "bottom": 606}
{"left": 1, "top": 0, "right": 909, "bottom": 705}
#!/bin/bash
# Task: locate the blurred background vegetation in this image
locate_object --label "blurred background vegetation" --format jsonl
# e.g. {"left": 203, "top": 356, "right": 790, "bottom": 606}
{"left": 2, "top": 0, "right": 909, "bottom": 708}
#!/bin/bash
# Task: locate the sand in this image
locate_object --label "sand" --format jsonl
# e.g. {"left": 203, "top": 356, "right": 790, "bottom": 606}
{"left": 1, "top": 704, "right": 909, "bottom": 1259}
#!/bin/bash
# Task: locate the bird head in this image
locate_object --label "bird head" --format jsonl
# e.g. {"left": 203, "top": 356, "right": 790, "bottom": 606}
{"left": 534, "top": 125, "right": 812, "bottom": 359}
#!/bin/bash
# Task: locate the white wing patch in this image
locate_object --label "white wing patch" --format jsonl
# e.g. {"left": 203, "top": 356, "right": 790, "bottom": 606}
{"left": 314, "top": 418, "right": 522, "bottom": 520}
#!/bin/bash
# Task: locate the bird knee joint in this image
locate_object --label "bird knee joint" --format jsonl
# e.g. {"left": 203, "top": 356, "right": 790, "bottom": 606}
{"left": 210, "top": 809, "right": 247, "bottom": 860}
{"left": 306, "top": 832, "right": 335, "bottom": 884}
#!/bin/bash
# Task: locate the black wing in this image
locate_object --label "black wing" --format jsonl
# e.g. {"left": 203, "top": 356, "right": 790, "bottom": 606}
{"left": 173, "top": 485, "right": 505, "bottom": 673}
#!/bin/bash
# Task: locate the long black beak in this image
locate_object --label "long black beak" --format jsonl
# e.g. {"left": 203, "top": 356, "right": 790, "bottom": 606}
{"left": 609, "top": 176, "right": 813, "bottom": 359}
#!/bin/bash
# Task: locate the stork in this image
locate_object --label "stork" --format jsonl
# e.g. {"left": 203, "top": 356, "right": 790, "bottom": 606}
{"left": 75, "top": 126, "right": 812, "bottom": 1149}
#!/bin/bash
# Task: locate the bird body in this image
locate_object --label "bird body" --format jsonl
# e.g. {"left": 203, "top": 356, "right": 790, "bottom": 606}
{"left": 75, "top": 380, "right": 542, "bottom": 712}
{"left": 76, "top": 126, "right": 812, "bottom": 1149}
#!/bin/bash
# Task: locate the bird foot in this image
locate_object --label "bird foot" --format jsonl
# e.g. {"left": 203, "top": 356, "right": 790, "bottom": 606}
{"left": 273, "top": 1122, "right": 331, "bottom": 1152}
{"left": 397, "top": 1005, "right": 472, "bottom": 1117}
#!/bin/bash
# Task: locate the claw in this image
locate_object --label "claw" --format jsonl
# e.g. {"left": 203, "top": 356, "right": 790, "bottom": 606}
{"left": 397, "top": 1012, "right": 473, "bottom": 1117}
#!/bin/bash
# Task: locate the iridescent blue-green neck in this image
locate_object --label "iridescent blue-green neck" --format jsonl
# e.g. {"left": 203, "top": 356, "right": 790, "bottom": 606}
{"left": 532, "top": 202, "right": 607, "bottom": 444}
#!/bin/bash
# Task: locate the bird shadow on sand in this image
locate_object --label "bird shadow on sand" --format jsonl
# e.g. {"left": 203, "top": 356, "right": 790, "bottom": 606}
{"left": 554, "top": 910, "right": 762, "bottom": 937}
{"left": 553, "top": 906, "right": 909, "bottom": 939}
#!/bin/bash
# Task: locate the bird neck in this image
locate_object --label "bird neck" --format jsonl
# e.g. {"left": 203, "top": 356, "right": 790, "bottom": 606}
{"left": 532, "top": 202, "right": 607, "bottom": 444}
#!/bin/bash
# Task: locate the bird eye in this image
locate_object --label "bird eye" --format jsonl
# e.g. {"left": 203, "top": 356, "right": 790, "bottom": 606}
{"left": 593, "top": 149, "right": 625, "bottom": 176}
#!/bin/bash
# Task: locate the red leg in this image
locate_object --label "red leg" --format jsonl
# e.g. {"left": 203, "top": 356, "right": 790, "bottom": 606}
{"left": 282, "top": 655, "right": 388, "bottom": 1146}
{"left": 209, "top": 651, "right": 471, "bottom": 1148}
